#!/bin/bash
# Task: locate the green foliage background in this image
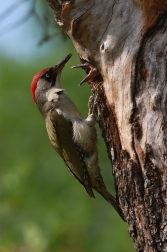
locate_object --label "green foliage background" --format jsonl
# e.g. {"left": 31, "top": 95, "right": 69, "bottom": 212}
{"left": 0, "top": 4, "right": 135, "bottom": 251}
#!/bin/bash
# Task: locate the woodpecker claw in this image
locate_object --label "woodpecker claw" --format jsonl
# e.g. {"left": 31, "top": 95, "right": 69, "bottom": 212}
{"left": 71, "top": 63, "right": 99, "bottom": 85}
{"left": 88, "top": 95, "right": 95, "bottom": 115}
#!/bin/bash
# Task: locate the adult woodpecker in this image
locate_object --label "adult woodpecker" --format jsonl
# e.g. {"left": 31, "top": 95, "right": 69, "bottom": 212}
{"left": 31, "top": 54, "right": 124, "bottom": 220}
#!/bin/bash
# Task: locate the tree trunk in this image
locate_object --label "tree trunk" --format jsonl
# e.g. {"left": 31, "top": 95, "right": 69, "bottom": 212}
{"left": 46, "top": 0, "right": 167, "bottom": 251}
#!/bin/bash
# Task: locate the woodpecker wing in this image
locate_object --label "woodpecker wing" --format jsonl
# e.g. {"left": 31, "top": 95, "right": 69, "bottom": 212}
{"left": 45, "top": 109, "right": 95, "bottom": 198}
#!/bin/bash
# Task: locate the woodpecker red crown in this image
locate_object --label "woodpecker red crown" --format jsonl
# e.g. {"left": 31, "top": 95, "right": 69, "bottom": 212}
{"left": 31, "top": 68, "right": 48, "bottom": 103}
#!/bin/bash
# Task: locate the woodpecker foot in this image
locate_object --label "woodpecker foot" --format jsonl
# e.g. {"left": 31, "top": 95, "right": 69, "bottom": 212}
{"left": 88, "top": 95, "right": 100, "bottom": 124}
{"left": 88, "top": 95, "right": 95, "bottom": 115}
{"left": 71, "top": 63, "right": 99, "bottom": 85}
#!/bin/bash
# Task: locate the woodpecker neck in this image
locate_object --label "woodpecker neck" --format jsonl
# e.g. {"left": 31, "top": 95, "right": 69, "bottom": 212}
{"left": 55, "top": 95, "right": 83, "bottom": 123}
{"left": 35, "top": 90, "right": 53, "bottom": 119}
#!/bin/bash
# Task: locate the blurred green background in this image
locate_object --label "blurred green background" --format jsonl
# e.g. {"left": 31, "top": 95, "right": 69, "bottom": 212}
{"left": 0, "top": 1, "right": 135, "bottom": 252}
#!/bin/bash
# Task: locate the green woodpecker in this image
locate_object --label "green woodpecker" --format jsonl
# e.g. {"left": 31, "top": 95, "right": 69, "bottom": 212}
{"left": 31, "top": 54, "right": 124, "bottom": 220}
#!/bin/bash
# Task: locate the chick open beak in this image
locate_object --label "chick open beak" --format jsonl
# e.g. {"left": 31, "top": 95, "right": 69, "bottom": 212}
{"left": 71, "top": 63, "right": 99, "bottom": 85}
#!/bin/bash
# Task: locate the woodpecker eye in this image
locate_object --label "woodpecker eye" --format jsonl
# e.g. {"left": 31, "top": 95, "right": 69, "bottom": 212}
{"left": 41, "top": 68, "right": 56, "bottom": 87}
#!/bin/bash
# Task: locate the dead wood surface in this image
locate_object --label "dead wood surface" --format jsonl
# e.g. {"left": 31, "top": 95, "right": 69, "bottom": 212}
{"left": 46, "top": 0, "right": 167, "bottom": 251}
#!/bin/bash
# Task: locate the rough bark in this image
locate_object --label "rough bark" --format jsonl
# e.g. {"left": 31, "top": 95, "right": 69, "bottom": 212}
{"left": 46, "top": 0, "right": 167, "bottom": 251}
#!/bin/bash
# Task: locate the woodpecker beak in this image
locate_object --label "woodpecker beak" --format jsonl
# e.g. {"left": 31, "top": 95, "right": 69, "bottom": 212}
{"left": 71, "top": 63, "right": 99, "bottom": 85}
{"left": 51, "top": 54, "right": 72, "bottom": 87}
{"left": 53, "top": 54, "right": 72, "bottom": 73}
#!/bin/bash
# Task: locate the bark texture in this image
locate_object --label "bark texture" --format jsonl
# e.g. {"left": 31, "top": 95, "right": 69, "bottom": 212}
{"left": 46, "top": 0, "right": 167, "bottom": 251}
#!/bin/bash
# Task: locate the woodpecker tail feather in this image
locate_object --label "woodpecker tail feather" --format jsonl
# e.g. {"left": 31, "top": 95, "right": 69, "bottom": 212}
{"left": 105, "top": 192, "right": 125, "bottom": 221}
{"left": 95, "top": 185, "right": 125, "bottom": 221}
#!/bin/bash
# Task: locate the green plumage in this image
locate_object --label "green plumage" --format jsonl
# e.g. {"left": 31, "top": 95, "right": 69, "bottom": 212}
{"left": 45, "top": 109, "right": 95, "bottom": 198}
